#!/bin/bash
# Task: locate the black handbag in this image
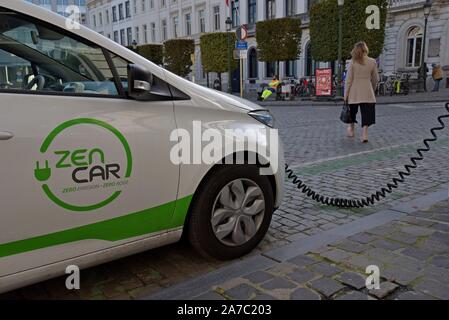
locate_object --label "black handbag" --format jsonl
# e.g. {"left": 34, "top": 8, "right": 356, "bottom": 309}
{"left": 340, "top": 102, "right": 353, "bottom": 124}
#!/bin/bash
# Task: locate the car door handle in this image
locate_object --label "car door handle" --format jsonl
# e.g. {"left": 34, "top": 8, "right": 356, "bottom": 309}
{"left": 0, "top": 131, "right": 14, "bottom": 141}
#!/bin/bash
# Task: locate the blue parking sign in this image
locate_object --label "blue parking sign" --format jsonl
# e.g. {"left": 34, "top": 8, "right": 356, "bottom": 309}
{"left": 235, "top": 41, "right": 248, "bottom": 50}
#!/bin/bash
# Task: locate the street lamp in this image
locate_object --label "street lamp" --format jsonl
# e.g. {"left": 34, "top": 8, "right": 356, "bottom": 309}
{"left": 337, "top": 0, "right": 344, "bottom": 100}
{"left": 419, "top": 0, "right": 433, "bottom": 92}
{"left": 226, "top": 17, "right": 233, "bottom": 94}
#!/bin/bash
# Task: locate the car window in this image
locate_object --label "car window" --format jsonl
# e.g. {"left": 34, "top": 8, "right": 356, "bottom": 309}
{"left": 110, "top": 52, "right": 129, "bottom": 91}
{"left": 0, "top": 9, "right": 121, "bottom": 96}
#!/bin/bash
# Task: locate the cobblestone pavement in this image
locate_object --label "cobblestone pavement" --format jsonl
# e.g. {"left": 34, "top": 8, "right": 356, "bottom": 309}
{"left": 188, "top": 200, "right": 449, "bottom": 300}
{"left": 2, "top": 102, "right": 448, "bottom": 300}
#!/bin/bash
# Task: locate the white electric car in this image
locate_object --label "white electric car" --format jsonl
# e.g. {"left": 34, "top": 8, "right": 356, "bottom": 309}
{"left": 0, "top": 1, "right": 284, "bottom": 293}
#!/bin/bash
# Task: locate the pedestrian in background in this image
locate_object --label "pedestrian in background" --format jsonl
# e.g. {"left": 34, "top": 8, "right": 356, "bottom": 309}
{"left": 432, "top": 63, "right": 443, "bottom": 92}
{"left": 344, "top": 42, "right": 380, "bottom": 143}
{"left": 261, "top": 75, "right": 280, "bottom": 101}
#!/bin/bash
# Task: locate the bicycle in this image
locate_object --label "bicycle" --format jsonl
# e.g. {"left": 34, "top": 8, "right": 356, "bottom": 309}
{"left": 390, "top": 73, "right": 410, "bottom": 96}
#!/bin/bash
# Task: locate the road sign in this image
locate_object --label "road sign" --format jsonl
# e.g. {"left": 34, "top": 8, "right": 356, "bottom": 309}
{"left": 236, "top": 25, "right": 248, "bottom": 41}
{"left": 235, "top": 41, "right": 248, "bottom": 50}
{"left": 239, "top": 50, "right": 247, "bottom": 59}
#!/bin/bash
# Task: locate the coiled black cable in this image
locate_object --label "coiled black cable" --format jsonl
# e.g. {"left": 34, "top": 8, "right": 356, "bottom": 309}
{"left": 285, "top": 102, "right": 449, "bottom": 208}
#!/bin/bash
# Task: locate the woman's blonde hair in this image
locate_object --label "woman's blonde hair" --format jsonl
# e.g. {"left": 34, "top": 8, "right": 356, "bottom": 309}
{"left": 351, "top": 42, "right": 369, "bottom": 64}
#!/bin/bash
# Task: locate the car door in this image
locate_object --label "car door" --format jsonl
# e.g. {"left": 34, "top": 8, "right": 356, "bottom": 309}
{"left": 0, "top": 9, "right": 180, "bottom": 276}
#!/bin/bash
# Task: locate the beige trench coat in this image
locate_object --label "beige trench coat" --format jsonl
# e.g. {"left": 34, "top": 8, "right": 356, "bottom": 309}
{"left": 344, "top": 57, "right": 379, "bottom": 104}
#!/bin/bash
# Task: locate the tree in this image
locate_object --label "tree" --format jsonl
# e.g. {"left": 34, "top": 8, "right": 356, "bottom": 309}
{"left": 310, "top": 0, "right": 388, "bottom": 62}
{"left": 256, "top": 17, "right": 302, "bottom": 75}
{"left": 163, "top": 39, "right": 195, "bottom": 77}
{"left": 134, "top": 44, "right": 164, "bottom": 65}
{"left": 200, "top": 32, "right": 238, "bottom": 87}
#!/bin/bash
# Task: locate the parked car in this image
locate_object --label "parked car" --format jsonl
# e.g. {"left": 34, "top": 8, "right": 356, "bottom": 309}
{"left": 0, "top": 0, "right": 284, "bottom": 293}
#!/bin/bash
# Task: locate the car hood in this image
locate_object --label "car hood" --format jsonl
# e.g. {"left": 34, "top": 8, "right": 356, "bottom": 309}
{"left": 164, "top": 71, "right": 262, "bottom": 113}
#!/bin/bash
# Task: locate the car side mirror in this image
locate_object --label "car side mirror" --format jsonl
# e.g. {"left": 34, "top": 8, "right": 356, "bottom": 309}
{"left": 127, "top": 64, "right": 153, "bottom": 101}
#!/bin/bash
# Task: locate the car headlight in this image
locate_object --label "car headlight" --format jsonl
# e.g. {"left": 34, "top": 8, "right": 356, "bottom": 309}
{"left": 248, "top": 110, "right": 275, "bottom": 128}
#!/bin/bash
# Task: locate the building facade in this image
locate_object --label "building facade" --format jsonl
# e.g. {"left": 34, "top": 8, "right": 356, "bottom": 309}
{"left": 382, "top": 0, "right": 449, "bottom": 88}
{"left": 85, "top": 0, "right": 449, "bottom": 91}
{"left": 25, "top": 0, "right": 88, "bottom": 24}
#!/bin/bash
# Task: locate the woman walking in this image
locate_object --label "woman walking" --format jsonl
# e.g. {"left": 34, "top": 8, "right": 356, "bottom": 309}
{"left": 344, "top": 42, "right": 380, "bottom": 143}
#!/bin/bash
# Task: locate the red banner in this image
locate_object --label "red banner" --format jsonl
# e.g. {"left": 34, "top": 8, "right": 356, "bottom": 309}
{"left": 315, "top": 68, "right": 332, "bottom": 97}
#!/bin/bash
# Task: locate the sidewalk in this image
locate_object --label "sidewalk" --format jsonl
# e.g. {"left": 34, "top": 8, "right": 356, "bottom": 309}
{"left": 244, "top": 88, "right": 449, "bottom": 106}
{"left": 146, "top": 188, "right": 449, "bottom": 300}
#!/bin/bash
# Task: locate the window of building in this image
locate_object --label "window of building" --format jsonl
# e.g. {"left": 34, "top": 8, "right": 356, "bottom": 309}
{"left": 126, "top": 27, "right": 132, "bottom": 46}
{"left": 266, "top": 0, "right": 276, "bottom": 20}
{"left": 105, "top": 9, "right": 110, "bottom": 24}
{"left": 231, "top": 1, "right": 239, "bottom": 27}
{"left": 248, "top": 0, "right": 257, "bottom": 25}
{"left": 125, "top": 1, "right": 131, "bottom": 18}
{"left": 151, "top": 22, "right": 156, "bottom": 42}
{"left": 406, "top": 26, "right": 423, "bottom": 68}
{"left": 114, "top": 30, "right": 119, "bottom": 43}
{"left": 305, "top": 42, "right": 316, "bottom": 76}
{"left": 185, "top": 13, "right": 192, "bottom": 36}
{"left": 112, "top": 6, "right": 117, "bottom": 22}
{"left": 133, "top": 0, "right": 138, "bottom": 14}
{"left": 118, "top": 3, "right": 124, "bottom": 20}
{"left": 142, "top": 0, "right": 147, "bottom": 12}
{"left": 161, "top": 19, "right": 167, "bottom": 41}
{"left": 173, "top": 16, "right": 179, "bottom": 38}
{"left": 135, "top": 26, "right": 140, "bottom": 44}
{"left": 199, "top": 9, "right": 206, "bottom": 33}
{"left": 286, "top": 60, "right": 296, "bottom": 77}
{"left": 266, "top": 61, "right": 275, "bottom": 78}
{"left": 120, "top": 28, "right": 125, "bottom": 45}
{"left": 98, "top": 12, "right": 102, "bottom": 26}
{"left": 285, "top": 0, "right": 296, "bottom": 16}
{"left": 143, "top": 24, "right": 148, "bottom": 43}
{"left": 213, "top": 6, "right": 220, "bottom": 31}
{"left": 248, "top": 48, "right": 258, "bottom": 78}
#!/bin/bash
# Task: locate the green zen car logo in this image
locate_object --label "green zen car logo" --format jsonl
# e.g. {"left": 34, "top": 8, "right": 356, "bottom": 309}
{"left": 35, "top": 118, "right": 133, "bottom": 212}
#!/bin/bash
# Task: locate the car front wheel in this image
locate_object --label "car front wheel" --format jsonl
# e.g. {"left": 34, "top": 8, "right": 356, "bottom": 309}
{"left": 187, "top": 165, "right": 274, "bottom": 260}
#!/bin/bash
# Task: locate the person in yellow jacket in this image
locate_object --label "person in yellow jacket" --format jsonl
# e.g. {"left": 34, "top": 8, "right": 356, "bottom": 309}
{"left": 432, "top": 64, "right": 443, "bottom": 92}
{"left": 261, "top": 76, "right": 280, "bottom": 100}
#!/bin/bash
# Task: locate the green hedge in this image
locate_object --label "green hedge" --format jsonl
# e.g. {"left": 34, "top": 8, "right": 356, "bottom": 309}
{"left": 200, "top": 32, "right": 238, "bottom": 74}
{"left": 310, "top": 0, "right": 388, "bottom": 62}
{"left": 256, "top": 17, "right": 302, "bottom": 63}
{"left": 163, "top": 39, "right": 195, "bottom": 77}
{"left": 136, "top": 44, "right": 164, "bottom": 65}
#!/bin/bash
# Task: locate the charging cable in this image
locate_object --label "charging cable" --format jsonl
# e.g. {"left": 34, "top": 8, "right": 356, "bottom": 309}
{"left": 285, "top": 102, "right": 449, "bottom": 208}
